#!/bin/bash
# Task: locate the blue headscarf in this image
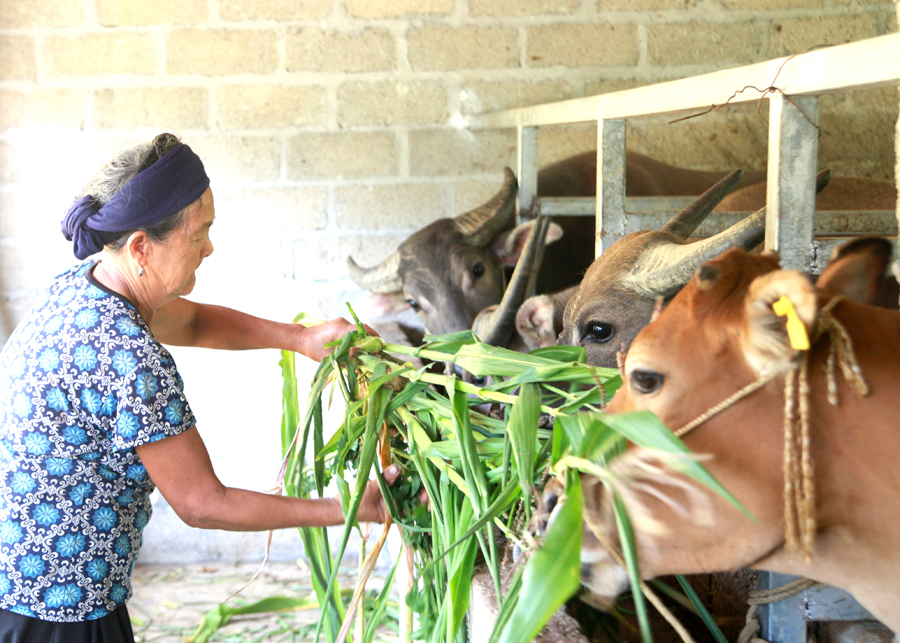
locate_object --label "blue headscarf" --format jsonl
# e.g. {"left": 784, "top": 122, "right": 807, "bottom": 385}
{"left": 62, "top": 143, "right": 210, "bottom": 260}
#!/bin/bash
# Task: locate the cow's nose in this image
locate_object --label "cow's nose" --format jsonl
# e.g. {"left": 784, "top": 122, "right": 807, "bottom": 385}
{"left": 541, "top": 479, "right": 564, "bottom": 515}
{"left": 544, "top": 489, "right": 559, "bottom": 515}
{"left": 580, "top": 562, "right": 594, "bottom": 582}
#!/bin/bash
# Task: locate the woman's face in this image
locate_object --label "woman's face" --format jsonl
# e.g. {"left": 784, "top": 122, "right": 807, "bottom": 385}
{"left": 151, "top": 187, "right": 215, "bottom": 299}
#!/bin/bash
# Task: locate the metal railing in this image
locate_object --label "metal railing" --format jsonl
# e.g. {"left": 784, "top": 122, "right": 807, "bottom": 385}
{"left": 468, "top": 32, "right": 900, "bottom": 272}
{"left": 467, "top": 31, "right": 900, "bottom": 642}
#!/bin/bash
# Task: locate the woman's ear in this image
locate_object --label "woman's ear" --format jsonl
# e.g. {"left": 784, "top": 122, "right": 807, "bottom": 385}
{"left": 124, "top": 231, "right": 151, "bottom": 273}
{"left": 742, "top": 269, "right": 817, "bottom": 376}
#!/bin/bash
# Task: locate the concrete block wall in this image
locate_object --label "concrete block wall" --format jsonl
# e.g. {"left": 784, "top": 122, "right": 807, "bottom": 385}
{"left": 0, "top": 0, "right": 896, "bottom": 565}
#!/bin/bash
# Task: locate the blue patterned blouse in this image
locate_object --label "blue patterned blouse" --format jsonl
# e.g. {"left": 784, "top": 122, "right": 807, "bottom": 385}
{"left": 0, "top": 260, "right": 196, "bottom": 622}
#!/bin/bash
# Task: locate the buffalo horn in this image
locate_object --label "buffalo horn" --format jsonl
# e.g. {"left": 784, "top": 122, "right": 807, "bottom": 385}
{"left": 627, "top": 169, "right": 833, "bottom": 298}
{"left": 660, "top": 169, "right": 744, "bottom": 240}
{"left": 346, "top": 252, "right": 403, "bottom": 294}
{"left": 626, "top": 210, "right": 766, "bottom": 298}
{"left": 455, "top": 167, "right": 518, "bottom": 247}
{"left": 475, "top": 215, "right": 550, "bottom": 347}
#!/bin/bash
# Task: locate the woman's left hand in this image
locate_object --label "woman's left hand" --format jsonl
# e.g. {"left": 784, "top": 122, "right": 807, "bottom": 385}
{"left": 299, "top": 317, "right": 378, "bottom": 362}
{"left": 357, "top": 465, "right": 429, "bottom": 523}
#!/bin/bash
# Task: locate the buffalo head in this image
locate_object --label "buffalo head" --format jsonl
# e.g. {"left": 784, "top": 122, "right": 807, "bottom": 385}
{"left": 558, "top": 169, "right": 832, "bottom": 367}
{"left": 347, "top": 169, "right": 560, "bottom": 336}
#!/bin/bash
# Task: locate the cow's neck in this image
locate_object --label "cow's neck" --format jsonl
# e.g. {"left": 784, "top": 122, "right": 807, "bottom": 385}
{"left": 751, "top": 305, "right": 900, "bottom": 632}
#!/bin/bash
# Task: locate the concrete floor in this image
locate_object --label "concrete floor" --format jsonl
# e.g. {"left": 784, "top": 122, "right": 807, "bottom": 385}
{"left": 129, "top": 561, "right": 395, "bottom": 643}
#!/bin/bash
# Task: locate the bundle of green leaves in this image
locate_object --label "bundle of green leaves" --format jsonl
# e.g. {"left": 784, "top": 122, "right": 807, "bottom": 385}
{"left": 244, "top": 317, "right": 743, "bottom": 643}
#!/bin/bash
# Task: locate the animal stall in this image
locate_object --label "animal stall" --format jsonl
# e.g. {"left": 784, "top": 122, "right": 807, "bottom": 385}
{"left": 468, "top": 33, "right": 900, "bottom": 643}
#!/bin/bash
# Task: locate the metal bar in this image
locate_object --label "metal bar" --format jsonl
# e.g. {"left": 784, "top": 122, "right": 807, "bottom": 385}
{"left": 516, "top": 126, "right": 538, "bottom": 223}
{"left": 804, "top": 585, "right": 877, "bottom": 620}
{"left": 759, "top": 572, "right": 808, "bottom": 643}
{"left": 469, "top": 33, "right": 900, "bottom": 129}
{"left": 596, "top": 119, "right": 626, "bottom": 257}
{"left": 765, "top": 94, "right": 819, "bottom": 270}
{"left": 537, "top": 196, "right": 697, "bottom": 216}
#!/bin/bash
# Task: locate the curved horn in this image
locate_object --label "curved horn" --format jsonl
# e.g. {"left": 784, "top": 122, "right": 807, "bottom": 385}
{"left": 455, "top": 167, "right": 518, "bottom": 247}
{"left": 660, "top": 169, "right": 744, "bottom": 240}
{"left": 813, "top": 168, "right": 832, "bottom": 195}
{"left": 474, "top": 216, "right": 550, "bottom": 347}
{"left": 627, "top": 169, "right": 834, "bottom": 298}
{"left": 346, "top": 252, "right": 403, "bottom": 294}
{"left": 627, "top": 209, "right": 766, "bottom": 298}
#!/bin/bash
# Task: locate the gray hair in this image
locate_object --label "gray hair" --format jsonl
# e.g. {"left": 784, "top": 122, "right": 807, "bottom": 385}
{"left": 83, "top": 133, "right": 189, "bottom": 253}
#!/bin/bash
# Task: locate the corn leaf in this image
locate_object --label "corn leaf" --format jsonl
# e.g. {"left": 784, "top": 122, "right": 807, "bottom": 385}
{"left": 362, "top": 559, "right": 400, "bottom": 643}
{"left": 266, "top": 323, "right": 744, "bottom": 643}
{"left": 596, "top": 410, "right": 751, "bottom": 518}
{"left": 446, "top": 537, "right": 478, "bottom": 642}
{"left": 528, "top": 344, "right": 588, "bottom": 363}
{"left": 506, "top": 382, "right": 541, "bottom": 503}
{"left": 189, "top": 595, "right": 321, "bottom": 643}
{"left": 450, "top": 384, "right": 490, "bottom": 513}
{"left": 497, "top": 474, "right": 583, "bottom": 643}
{"left": 613, "top": 493, "right": 652, "bottom": 643}
{"left": 422, "top": 438, "right": 506, "bottom": 460}
{"left": 314, "top": 366, "right": 390, "bottom": 643}
{"left": 676, "top": 575, "right": 728, "bottom": 643}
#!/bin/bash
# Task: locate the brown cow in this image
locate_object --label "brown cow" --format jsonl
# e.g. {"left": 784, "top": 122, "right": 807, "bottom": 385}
{"left": 565, "top": 239, "right": 900, "bottom": 632}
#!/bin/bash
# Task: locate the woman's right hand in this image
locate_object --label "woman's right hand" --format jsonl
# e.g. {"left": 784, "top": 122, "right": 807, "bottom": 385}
{"left": 298, "top": 317, "right": 379, "bottom": 362}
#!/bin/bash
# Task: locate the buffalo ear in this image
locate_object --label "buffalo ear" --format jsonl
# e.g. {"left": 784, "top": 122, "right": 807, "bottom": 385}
{"left": 816, "top": 236, "right": 894, "bottom": 307}
{"left": 491, "top": 220, "right": 563, "bottom": 266}
{"left": 742, "top": 270, "right": 817, "bottom": 377}
{"left": 515, "top": 294, "right": 560, "bottom": 350}
{"left": 355, "top": 291, "right": 411, "bottom": 317}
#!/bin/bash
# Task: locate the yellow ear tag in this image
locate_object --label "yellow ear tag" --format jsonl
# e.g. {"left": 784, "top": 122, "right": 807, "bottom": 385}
{"left": 772, "top": 296, "right": 810, "bottom": 351}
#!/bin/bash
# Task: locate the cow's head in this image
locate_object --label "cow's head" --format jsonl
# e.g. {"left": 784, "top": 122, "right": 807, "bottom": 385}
{"left": 549, "top": 249, "right": 801, "bottom": 601}
{"left": 562, "top": 238, "right": 896, "bottom": 604}
{"left": 558, "top": 170, "right": 833, "bottom": 368}
{"left": 347, "top": 169, "right": 557, "bottom": 336}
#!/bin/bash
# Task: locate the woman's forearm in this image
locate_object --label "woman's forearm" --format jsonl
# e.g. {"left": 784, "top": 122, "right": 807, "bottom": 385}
{"left": 180, "top": 487, "right": 347, "bottom": 531}
{"left": 137, "top": 428, "right": 388, "bottom": 533}
{"left": 152, "top": 298, "right": 358, "bottom": 361}
{"left": 155, "top": 299, "right": 302, "bottom": 351}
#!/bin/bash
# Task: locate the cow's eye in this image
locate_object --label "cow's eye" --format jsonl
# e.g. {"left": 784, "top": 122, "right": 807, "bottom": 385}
{"left": 470, "top": 374, "right": 486, "bottom": 386}
{"left": 406, "top": 298, "right": 421, "bottom": 312}
{"left": 630, "top": 370, "right": 664, "bottom": 394}
{"left": 582, "top": 321, "right": 614, "bottom": 343}
{"left": 472, "top": 262, "right": 485, "bottom": 279}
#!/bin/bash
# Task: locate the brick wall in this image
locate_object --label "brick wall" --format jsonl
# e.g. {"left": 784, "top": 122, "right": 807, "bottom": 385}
{"left": 0, "top": 0, "right": 896, "bottom": 563}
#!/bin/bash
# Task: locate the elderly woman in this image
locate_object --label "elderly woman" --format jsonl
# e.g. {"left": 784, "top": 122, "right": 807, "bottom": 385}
{"left": 0, "top": 133, "right": 396, "bottom": 642}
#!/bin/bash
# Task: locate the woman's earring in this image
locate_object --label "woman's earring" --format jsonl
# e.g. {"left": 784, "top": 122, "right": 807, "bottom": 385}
{"left": 138, "top": 265, "right": 144, "bottom": 277}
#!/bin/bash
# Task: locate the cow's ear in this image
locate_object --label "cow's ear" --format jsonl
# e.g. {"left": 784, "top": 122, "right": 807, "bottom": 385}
{"left": 816, "top": 236, "right": 893, "bottom": 306}
{"left": 742, "top": 270, "right": 817, "bottom": 376}
{"left": 491, "top": 220, "right": 563, "bottom": 265}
